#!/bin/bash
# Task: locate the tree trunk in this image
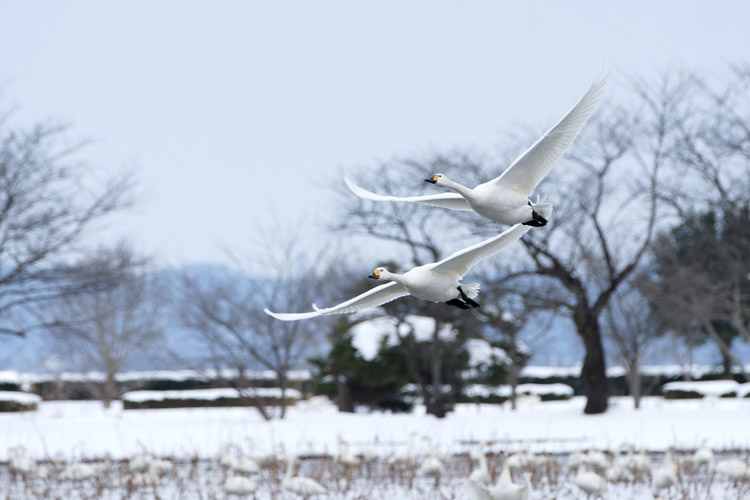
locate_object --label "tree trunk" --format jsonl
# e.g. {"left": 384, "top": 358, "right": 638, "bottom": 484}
{"left": 278, "top": 372, "right": 288, "bottom": 419}
{"left": 575, "top": 309, "right": 609, "bottom": 414}
{"left": 627, "top": 366, "right": 642, "bottom": 410}
{"left": 428, "top": 324, "right": 447, "bottom": 418}
{"left": 102, "top": 371, "right": 116, "bottom": 409}
{"left": 509, "top": 342, "right": 519, "bottom": 411}
{"left": 328, "top": 362, "right": 354, "bottom": 413}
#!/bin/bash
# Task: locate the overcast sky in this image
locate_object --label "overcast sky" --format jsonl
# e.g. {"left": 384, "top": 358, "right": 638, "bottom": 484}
{"left": 2, "top": 1, "right": 749, "bottom": 267}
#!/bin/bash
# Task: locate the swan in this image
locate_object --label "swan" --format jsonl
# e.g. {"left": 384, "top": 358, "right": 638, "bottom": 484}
{"left": 469, "top": 445, "right": 491, "bottom": 485}
{"left": 231, "top": 456, "right": 261, "bottom": 474}
{"left": 631, "top": 448, "right": 651, "bottom": 474}
{"left": 282, "top": 455, "right": 327, "bottom": 497}
{"left": 337, "top": 439, "right": 359, "bottom": 468}
{"left": 344, "top": 73, "right": 607, "bottom": 227}
{"left": 60, "top": 462, "right": 98, "bottom": 481}
{"left": 575, "top": 462, "right": 606, "bottom": 497}
{"left": 265, "top": 223, "right": 532, "bottom": 320}
{"left": 606, "top": 445, "right": 633, "bottom": 482}
{"left": 417, "top": 435, "right": 445, "bottom": 477}
{"left": 505, "top": 445, "right": 537, "bottom": 470}
{"left": 464, "top": 476, "right": 493, "bottom": 500}
{"left": 715, "top": 458, "right": 750, "bottom": 479}
{"left": 691, "top": 440, "right": 714, "bottom": 468}
{"left": 129, "top": 452, "right": 154, "bottom": 473}
{"left": 148, "top": 458, "right": 173, "bottom": 477}
{"left": 224, "top": 475, "right": 258, "bottom": 496}
{"left": 652, "top": 448, "right": 678, "bottom": 490}
{"left": 567, "top": 449, "right": 585, "bottom": 469}
{"left": 392, "top": 431, "right": 418, "bottom": 464}
{"left": 489, "top": 462, "right": 533, "bottom": 500}
{"left": 585, "top": 449, "right": 610, "bottom": 471}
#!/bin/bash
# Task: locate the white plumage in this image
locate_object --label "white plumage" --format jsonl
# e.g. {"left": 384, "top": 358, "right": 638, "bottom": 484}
{"left": 575, "top": 463, "right": 606, "bottom": 496}
{"left": 691, "top": 441, "right": 714, "bottom": 468}
{"left": 489, "top": 462, "right": 533, "bottom": 500}
{"left": 224, "top": 475, "right": 258, "bottom": 496}
{"left": 715, "top": 458, "right": 750, "bottom": 479}
{"left": 468, "top": 445, "right": 491, "bottom": 486}
{"left": 652, "top": 449, "right": 678, "bottom": 490}
{"left": 265, "top": 223, "right": 532, "bottom": 320}
{"left": 282, "top": 455, "right": 327, "bottom": 498}
{"left": 345, "top": 73, "right": 607, "bottom": 227}
{"left": 337, "top": 439, "right": 359, "bottom": 468}
{"left": 60, "top": 462, "right": 98, "bottom": 481}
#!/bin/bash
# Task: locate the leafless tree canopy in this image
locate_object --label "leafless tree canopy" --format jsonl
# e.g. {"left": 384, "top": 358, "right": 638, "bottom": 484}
{"left": 44, "top": 243, "right": 162, "bottom": 407}
{"left": 178, "top": 227, "right": 338, "bottom": 420}
{"left": 0, "top": 119, "right": 134, "bottom": 337}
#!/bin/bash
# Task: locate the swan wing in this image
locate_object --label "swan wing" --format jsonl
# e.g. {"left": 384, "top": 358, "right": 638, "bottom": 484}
{"left": 492, "top": 73, "right": 608, "bottom": 195}
{"left": 264, "top": 281, "right": 409, "bottom": 321}
{"left": 345, "top": 178, "right": 472, "bottom": 211}
{"left": 430, "top": 223, "right": 531, "bottom": 278}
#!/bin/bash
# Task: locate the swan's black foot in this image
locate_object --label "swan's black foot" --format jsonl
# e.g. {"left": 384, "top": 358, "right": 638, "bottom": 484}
{"left": 446, "top": 299, "right": 470, "bottom": 310}
{"left": 522, "top": 209, "right": 548, "bottom": 227}
{"left": 457, "top": 286, "right": 480, "bottom": 308}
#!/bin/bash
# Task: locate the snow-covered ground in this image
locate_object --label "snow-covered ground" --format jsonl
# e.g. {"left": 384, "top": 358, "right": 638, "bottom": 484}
{"left": 2, "top": 396, "right": 750, "bottom": 499}
{"left": 2, "top": 396, "right": 750, "bottom": 460}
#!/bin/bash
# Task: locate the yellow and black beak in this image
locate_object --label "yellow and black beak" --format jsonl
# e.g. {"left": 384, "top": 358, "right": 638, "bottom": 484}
{"left": 368, "top": 269, "right": 381, "bottom": 279}
{"left": 424, "top": 175, "right": 439, "bottom": 184}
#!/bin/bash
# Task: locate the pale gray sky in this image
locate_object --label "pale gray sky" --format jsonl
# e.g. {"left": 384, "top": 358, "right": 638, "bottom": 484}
{"left": 2, "top": 1, "right": 749, "bottom": 266}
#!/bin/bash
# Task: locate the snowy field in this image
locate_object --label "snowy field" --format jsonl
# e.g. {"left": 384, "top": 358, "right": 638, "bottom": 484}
{"left": 2, "top": 396, "right": 750, "bottom": 499}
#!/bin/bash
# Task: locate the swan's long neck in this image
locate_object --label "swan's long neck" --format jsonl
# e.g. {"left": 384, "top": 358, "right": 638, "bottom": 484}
{"left": 285, "top": 455, "right": 296, "bottom": 479}
{"left": 478, "top": 452, "right": 488, "bottom": 474}
{"left": 381, "top": 270, "right": 404, "bottom": 283}
{"left": 441, "top": 178, "right": 473, "bottom": 198}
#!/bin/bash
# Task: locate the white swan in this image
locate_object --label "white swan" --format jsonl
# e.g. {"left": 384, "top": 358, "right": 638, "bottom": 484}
{"left": 575, "top": 462, "right": 606, "bottom": 496}
{"left": 224, "top": 475, "right": 258, "bottom": 496}
{"left": 344, "top": 73, "right": 607, "bottom": 227}
{"left": 715, "top": 458, "right": 750, "bottom": 479}
{"left": 60, "top": 462, "right": 98, "bottom": 481}
{"left": 282, "top": 455, "right": 327, "bottom": 497}
{"left": 264, "top": 223, "right": 532, "bottom": 320}
{"left": 337, "top": 439, "right": 359, "bottom": 468}
{"left": 652, "top": 448, "right": 678, "bottom": 490}
{"left": 691, "top": 440, "right": 714, "bottom": 468}
{"left": 464, "top": 476, "right": 493, "bottom": 500}
{"left": 469, "top": 445, "right": 491, "bottom": 485}
{"left": 631, "top": 448, "right": 651, "bottom": 474}
{"left": 489, "top": 462, "right": 533, "bottom": 500}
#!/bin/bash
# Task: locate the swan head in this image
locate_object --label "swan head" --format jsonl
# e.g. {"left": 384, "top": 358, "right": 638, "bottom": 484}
{"left": 424, "top": 173, "right": 445, "bottom": 185}
{"left": 368, "top": 267, "right": 387, "bottom": 280}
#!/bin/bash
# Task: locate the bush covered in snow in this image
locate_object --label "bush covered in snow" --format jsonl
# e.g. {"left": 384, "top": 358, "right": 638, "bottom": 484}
{"left": 662, "top": 380, "right": 741, "bottom": 399}
{"left": 120, "top": 388, "right": 302, "bottom": 410}
{"left": 461, "top": 383, "right": 574, "bottom": 403}
{"left": 0, "top": 391, "right": 41, "bottom": 412}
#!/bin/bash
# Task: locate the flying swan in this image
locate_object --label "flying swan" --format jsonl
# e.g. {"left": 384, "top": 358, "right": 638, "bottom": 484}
{"left": 264, "top": 223, "right": 533, "bottom": 321}
{"left": 344, "top": 73, "right": 607, "bottom": 227}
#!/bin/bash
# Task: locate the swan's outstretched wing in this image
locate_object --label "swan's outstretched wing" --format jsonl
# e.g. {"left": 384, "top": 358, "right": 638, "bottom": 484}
{"left": 345, "top": 178, "right": 472, "bottom": 211}
{"left": 430, "top": 223, "right": 532, "bottom": 278}
{"left": 264, "top": 281, "right": 409, "bottom": 321}
{"left": 492, "top": 73, "right": 608, "bottom": 195}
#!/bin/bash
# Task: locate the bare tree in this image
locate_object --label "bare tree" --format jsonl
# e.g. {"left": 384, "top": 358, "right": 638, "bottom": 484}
{"left": 0, "top": 117, "right": 134, "bottom": 337}
{"left": 489, "top": 73, "right": 690, "bottom": 414}
{"left": 602, "top": 285, "right": 660, "bottom": 409}
{"left": 638, "top": 67, "right": 750, "bottom": 380}
{"left": 178, "top": 225, "right": 336, "bottom": 420}
{"left": 44, "top": 243, "right": 162, "bottom": 408}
